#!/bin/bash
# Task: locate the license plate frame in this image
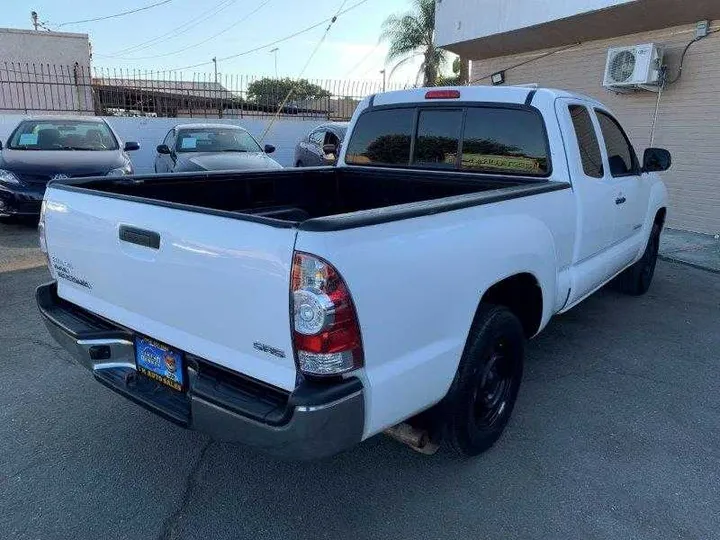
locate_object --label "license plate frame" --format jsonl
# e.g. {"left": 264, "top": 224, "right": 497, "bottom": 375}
{"left": 134, "top": 335, "right": 185, "bottom": 392}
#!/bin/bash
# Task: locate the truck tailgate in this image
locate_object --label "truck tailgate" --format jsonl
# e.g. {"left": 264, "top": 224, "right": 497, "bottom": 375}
{"left": 43, "top": 187, "right": 298, "bottom": 391}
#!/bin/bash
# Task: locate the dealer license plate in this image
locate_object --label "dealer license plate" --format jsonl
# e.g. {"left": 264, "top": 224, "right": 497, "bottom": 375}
{"left": 134, "top": 336, "right": 185, "bottom": 391}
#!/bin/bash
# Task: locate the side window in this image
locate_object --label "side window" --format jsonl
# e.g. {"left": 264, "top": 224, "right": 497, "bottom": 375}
{"left": 568, "top": 105, "right": 603, "bottom": 178}
{"left": 309, "top": 130, "right": 324, "bottom": 145}
{"left": 163, "top": 129, "right": 175, "bottom": 148}
{"left": 596, "top": 110, "right": 638, "bottom": 177}
{"left": 413, "top": 109, "right": 462, "bottom": 168}
{"left": 345, "top": 108, "right": 414, "bottom": 166}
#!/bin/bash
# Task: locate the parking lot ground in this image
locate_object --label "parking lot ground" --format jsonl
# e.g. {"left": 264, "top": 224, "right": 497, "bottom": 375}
{"left": 1, "top": 224, "right": 720, "bottom": 540}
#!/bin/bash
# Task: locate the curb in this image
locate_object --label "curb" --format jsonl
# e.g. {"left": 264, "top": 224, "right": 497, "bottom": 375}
{"left": 658, "top": 255, "right": 720, "bottom": 275}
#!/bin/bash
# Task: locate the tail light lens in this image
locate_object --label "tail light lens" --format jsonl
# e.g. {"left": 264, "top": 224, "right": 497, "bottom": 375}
{"left": 291, "top": 252, "right": 363, "bottom": 377}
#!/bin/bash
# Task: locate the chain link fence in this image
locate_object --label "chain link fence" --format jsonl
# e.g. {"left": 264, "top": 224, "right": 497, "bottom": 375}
{"left": 0, "top": 63, "right": 411, "bottom": 119}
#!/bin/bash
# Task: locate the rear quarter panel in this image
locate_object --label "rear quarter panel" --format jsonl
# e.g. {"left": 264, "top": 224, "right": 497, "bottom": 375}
{"left": 295, "top": 186, "right": 576, "bottom": 437}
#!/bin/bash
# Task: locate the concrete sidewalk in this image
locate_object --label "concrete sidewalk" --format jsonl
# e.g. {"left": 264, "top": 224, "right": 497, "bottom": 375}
{"left": 660, "top": 228, "right": 720, "bottom": 274}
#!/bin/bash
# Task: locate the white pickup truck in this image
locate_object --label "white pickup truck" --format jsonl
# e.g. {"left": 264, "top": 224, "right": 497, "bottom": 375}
{"left": 37, "top": 86, "right": 671, "bottom": 458}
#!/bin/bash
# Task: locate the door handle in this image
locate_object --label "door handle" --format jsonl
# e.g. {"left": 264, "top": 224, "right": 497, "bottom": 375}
{"left": 615, "top": 196, "right": 626, "bottom": 205}
{"left": 119, "top": 226, "right": 160, "bottom": 249}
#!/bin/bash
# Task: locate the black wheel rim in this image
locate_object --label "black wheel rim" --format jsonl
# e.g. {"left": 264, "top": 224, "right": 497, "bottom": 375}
{"left": 472, "top": 339, "right": 515, "bottom": 429}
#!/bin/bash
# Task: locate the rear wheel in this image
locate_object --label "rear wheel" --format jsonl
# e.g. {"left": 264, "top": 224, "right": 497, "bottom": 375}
{"left": 617, "top": 223, "right": 661, "bottom": 296}
{"left": 444, "top": 304, "right": 525, "bottom": 456}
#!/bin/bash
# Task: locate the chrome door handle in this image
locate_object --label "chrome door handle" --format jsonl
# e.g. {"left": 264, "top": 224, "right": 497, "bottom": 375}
{"left": 615, "top": 196, "right": 626, "bottom": 205}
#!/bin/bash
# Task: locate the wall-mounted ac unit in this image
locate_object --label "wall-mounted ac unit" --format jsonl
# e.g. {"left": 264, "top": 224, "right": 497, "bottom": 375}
{"left": 603, "top": 43, "right": 664, "bottom": 91}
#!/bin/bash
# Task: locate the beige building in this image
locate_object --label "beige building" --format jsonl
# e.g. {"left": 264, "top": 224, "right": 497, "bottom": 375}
{"left": 436, "top": 0, "right": 720, "bottom": 235}
{"left": 0, "top": 28, "right": 93, "bottom": 114}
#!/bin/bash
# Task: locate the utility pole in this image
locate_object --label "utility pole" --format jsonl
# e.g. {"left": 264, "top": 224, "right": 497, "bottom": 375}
{"left": 380, "top": 69, "right": 386, "bottom": 92}
{"left": 31, "top": 11, "right": 39, "bottom": 30}
{"left": 269, "top": 48, "right": 279, "bottom": 78}
{"left": 212, "top": 57, "right": 221, "bottom": 118}
{"left": 212, "top": 57, "right": 218, "bottom": 84}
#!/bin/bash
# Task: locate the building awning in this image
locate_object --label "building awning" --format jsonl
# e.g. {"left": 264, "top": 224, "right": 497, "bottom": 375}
{"left": 441, "top": 0, "right": 720, "bottom": 59}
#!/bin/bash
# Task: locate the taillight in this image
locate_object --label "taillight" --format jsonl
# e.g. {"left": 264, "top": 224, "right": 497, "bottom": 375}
{"left": 291, "top": 252, "right": 363, "bottom": 377}
{"left": 38, "top": 200, "right": 52, "bottom": 274}
{"left": 425, "top": 89, "right": 460, "bottom": 99}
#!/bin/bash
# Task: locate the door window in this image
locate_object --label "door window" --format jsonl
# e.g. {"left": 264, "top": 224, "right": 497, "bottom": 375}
{"left": 596, "top": 111, "right": 638, "bottom": 177}
{"left": 568, "top": 105, "right": 603, "bottom": 178}
{"left": 162, "top": 129, "right": 175, "bottom": 148}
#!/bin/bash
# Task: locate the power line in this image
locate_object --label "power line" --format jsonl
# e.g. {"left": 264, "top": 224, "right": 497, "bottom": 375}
{"left": 168, "top": 0, "right": 372, "bottom": 72}
{"left": 107, "top": 0, "right": 274, "bottom": 61}
{"left": 343, "top": 43, "right": 380, "bottom": 78}
{"left": 98, "top": 0, "right": 237, "bottom": 57}
{"left": 57, "top": 0, "right": 172, "bottom": 28}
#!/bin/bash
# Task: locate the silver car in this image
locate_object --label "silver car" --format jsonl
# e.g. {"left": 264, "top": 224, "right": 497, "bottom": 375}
{"left": 294, "top": 122, "right": 348, "bottom": 167}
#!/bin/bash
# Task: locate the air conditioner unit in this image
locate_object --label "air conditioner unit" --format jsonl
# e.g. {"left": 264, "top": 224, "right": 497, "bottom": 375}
{"left": 603, "top": 43, "right": 664, "bottom": 91}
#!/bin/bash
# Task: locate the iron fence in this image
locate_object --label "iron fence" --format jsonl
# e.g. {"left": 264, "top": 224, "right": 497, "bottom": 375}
{"left": 0, "top": 63, "right": 411, "bottom": 120}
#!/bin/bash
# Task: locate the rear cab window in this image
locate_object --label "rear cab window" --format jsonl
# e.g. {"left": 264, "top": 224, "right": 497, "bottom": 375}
{"left": 345, "top": 105, "right": 550, "bottom": 177}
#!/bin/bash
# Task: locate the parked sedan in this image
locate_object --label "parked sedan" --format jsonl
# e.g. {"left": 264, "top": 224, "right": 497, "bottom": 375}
{"left": 154, "top": 124, "right": 281, "bottom": 173}
{"left": 294, "top": 122, "right": 348, "bottom": 167}
{"left": 0, "top": 116, "right": 139, "bottom": 219}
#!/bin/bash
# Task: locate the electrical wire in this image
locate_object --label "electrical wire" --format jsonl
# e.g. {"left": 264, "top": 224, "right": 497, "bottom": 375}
{"left": 106, "top": 0, "right": 273, "bottom": 61}
{"left": 343, "top": 43, "right": 380, "bottom": 78}
{"left": 467, "top": 42, "right": 582, "bottom": 85}
{"left": 666, "top": 27, "right": 720, "bottom": 85}
{"left": 98, "top": 0, "right": 237, "bottom": 57}
{"left": 167, "top": 0, "right": 371, "bottom": 72}
{"left": 258, "top": 0, "right": 352, "bottom": 142}
{"left": 57, "top": 0, "right": 172, "bottom": 27}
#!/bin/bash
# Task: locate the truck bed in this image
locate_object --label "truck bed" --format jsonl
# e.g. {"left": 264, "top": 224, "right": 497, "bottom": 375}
{"left": 54, "top": 167, "right": 567, "bottom": 231}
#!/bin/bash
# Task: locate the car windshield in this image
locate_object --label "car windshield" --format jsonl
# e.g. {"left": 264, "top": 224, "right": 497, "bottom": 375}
{"left": 175, "top": 128, "right": 262, "bottom": 153}
{"left": 7, "top": 120, "right": 119, "bottom": 151}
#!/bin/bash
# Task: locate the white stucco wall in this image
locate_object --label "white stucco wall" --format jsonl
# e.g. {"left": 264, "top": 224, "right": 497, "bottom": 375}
{"left": 0, "top": 115, "right": 325, "bottom": 173}
{"left": 435, "top": 0, "right": 636, "bottom": 46}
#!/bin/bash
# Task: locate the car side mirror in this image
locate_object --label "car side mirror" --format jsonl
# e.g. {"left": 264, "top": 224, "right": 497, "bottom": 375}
{"left": 642, "top": 147, "right": 671, "bottom": 173}
{"left": 124, "top": 141, "right": 140, "bottom": 151}
{"left": 0, "top": 140, "right": 3, "bottom": 150}
{"left": 322, "top": 143, "right": 337, "bottom": 156}
{"left": 156, "top": 144, "right": 171, "bottom": 155}
{"left": 264, "top": 144, "right": 275, "bottom": 154}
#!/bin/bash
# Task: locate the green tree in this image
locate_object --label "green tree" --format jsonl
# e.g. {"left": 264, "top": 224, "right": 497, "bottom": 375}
{"left": 380, "top": 0, "right": 446, "bottom": 86}
{"left": 247, "top": 77, "right": 330, "bottom": 107}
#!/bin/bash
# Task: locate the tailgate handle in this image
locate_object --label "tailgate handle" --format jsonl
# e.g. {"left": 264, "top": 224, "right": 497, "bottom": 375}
{"left": 119, "top": 226, "right": 160, "bottom": 249}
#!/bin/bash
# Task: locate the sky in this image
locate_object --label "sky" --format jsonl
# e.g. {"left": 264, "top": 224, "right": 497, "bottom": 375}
{"left": 3, "top": 0, "right": 445, "bottom": 84}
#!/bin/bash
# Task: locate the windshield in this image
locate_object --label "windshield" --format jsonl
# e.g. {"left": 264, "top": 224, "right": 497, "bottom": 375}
{"left": 8, "top": 120, "right": 119, "bottom": 151}
{"left": 175, "top": 128, "right": 262, "bottom": 153}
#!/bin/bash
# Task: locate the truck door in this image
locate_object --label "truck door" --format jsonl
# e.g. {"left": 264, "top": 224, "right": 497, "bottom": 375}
{"left": 594, "top": 108, "right": 649, "bottom": 271}
{"left": 556, "top": 98, "right": 617, "bottom": 302}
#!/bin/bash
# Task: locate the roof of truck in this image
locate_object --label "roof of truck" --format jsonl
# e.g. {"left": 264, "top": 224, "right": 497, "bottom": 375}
{"left": 367, "top": 85, "right": 602, "bottom": 108}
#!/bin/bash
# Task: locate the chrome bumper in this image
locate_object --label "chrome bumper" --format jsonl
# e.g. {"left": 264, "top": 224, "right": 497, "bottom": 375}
{"left": 36, "top": 282, "right": 365, "bottom": 459}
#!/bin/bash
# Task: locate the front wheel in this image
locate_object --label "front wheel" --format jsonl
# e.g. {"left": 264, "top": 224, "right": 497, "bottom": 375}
{"left": 617, "top": 223, "right": 661, "bottom": 296}
{"left": 444, "top": 304, "right": 525, "bottom": 456}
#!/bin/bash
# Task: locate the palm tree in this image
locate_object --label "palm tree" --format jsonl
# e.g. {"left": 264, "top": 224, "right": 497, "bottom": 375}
{"left": 380, "top": 0, "right": 446, "bottom": 87}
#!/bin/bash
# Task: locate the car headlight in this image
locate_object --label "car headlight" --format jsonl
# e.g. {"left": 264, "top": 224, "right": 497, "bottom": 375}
{"left": 107, "top": 163, "right": 133, "bottom": 176}
{"left": 0, "top": 169, "right": 21, "bottom": 185}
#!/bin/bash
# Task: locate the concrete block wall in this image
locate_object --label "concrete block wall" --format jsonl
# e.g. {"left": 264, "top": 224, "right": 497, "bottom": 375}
{"left": 0, "top": 115, "right": 325, "bottom": 172}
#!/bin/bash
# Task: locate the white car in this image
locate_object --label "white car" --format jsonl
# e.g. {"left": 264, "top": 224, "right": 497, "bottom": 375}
{"left": 37, "top": 86, "right": 670, "bottom": 459}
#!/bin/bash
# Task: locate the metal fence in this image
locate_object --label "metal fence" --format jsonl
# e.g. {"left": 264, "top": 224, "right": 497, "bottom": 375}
{"left": 0, "top": 63, "right": 411, "bottom": 120}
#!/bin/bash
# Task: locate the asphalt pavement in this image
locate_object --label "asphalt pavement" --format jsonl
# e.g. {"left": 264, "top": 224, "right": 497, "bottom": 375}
{"left": 1, "top": 223, "right": 719, "bottom": 540}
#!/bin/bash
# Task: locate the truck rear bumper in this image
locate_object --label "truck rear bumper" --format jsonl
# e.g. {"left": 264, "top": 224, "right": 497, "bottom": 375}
{"left": 36, "top": 282, "right": 365, "bottom": 459}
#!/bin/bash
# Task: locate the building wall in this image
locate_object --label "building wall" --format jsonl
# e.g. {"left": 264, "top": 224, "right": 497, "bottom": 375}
{"left": 0, "top": 28, "right": 93, "bottom": 114}
{"left": 469, "top": 22, "right": 720, "bottom": 235}
{"left": 435, "top": 0, "right": 634, "bottom": 47}
{"left": 0, "top": 115, "right": 324, "bottom": 173}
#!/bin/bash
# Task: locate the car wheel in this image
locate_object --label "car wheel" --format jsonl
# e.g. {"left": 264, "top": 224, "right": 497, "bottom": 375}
{"left": 444, "top": 304, "right": 525, "bottom": 456}
{"left": 616, "top": 223, "right": 661, "bottom": 296}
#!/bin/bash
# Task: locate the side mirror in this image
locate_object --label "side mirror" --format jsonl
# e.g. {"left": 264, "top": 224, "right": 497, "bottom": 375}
{"left": 264, "top": 144, "right": 275, "bottom": 154}
{"left": 124, "top": 141, "right": 140, "bottom": 152}
{"left": 642, "top": 147, "right": 671, "bottom": 173}
{"left": 0, "top": 140, "right": 3, "bottom": 150}
{"left": 322, "top": 143, "right": 337, "bottom": 156}
{"left": 156, "top": 144, "right": 171, "bottom": 155}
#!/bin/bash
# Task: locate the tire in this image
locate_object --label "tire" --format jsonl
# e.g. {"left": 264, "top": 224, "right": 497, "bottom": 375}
{"left": 444, "top": 304, "right": 525, "bottom": 456}
{"left": 616, "top": 223, "right": 661, "bottom": 296}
